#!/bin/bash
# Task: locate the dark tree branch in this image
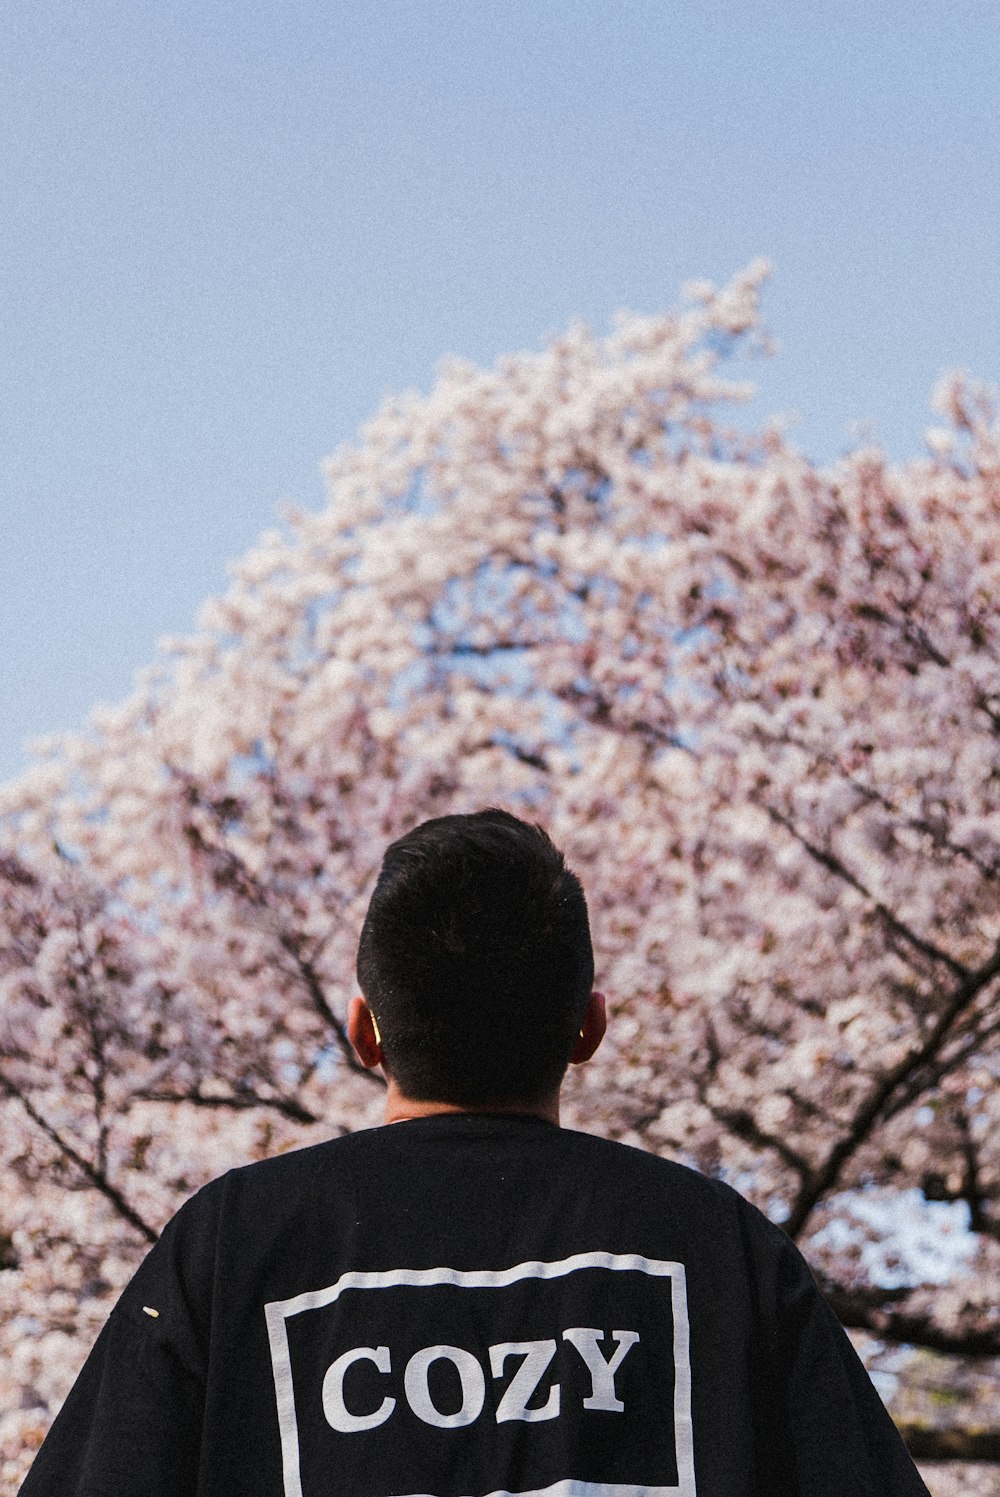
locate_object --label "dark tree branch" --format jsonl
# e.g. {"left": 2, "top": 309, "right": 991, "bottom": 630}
{"left": 277, "top": 932, "right": 385, "bottom": 1088}
{"left": 902, "top": 619, "right": 951, "bottom": 671}
{"left": 136, "top": 1086, "right": 319, "bottom": 1126}
{"left": 430, "top": 638, "right": 546, "bottom": 658}
{"left": 781, "top": 1087, "right": 840, "bottom": 1129}
{"left": 763, "top": 804, "right": 967, "bottom": 980}
{"left": 560, "top": 680, "right": 685, "bottom": 754}
{"left": 900, "top": 1427, "right": 1000, "bottom": 1463}
{"left": 0, "top": 1072, "right": 158, "bottom": 1244}
{"left": 178, "top": 782, "right": 382, "bottom": 1090}
{"left": 956, "top": 1112, "right": 998, "bottom": 1241}
{"left": 72, "top": 960, "right": 112, "bottom": 1180}
{"left": 702, "top": 1016, "right": 722, "bottom": 1078}
{"left": 182, "top": 817, "right": 268, "bottom": 907}
{"left": 786, "top": 938, "right": 1000, "bottom": 1237}
{"left": 704, "top": 1101, "right": 813, "bottom": 1180}
{"left": 466, "top": 736, "right": 551, "bottom": 772}
{"left": 753, "top": 725, "right": 1000, "bottom": 883}
{"left": 921, "top": 1112, "right": 1000, "bottom": 1244}
{"left": 822, "top": 1281, "right": 1000, "bottom": 1359}
{"left": 854, "top": 597, "right": 1000, "bottom": 732}
{"left": 842, "top": 777, "right": 1000, "bottom": 882}
{"left": 0, "top": 851, "right": 40, "bottom": 889}
{"left": 883, "top": 1007, "right": 1000, "bottom": 1126}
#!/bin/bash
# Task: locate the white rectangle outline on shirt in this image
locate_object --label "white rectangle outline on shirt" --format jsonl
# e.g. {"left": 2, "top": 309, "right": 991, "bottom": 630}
{"left": 264, "top": 1250, "right": 695, "bottom": 1497}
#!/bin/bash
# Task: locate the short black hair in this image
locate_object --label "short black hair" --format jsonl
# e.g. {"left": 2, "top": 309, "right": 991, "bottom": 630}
{"left": 356, "top": 808, "right": 595, "bottom": 1106}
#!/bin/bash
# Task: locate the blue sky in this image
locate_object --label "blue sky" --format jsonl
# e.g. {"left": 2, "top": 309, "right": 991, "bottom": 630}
{"left": 2, "top": 0, "right": 998, "bottom": 783}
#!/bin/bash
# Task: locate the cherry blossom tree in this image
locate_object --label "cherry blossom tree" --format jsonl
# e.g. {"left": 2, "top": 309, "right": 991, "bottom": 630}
{"left": 2, "top": 262, "right": 998, "bottom": 1491}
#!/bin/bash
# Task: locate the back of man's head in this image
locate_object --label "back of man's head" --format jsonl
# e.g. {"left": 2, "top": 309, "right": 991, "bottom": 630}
{"left": 356, "top": 808, "right": 595, "bottom": 1107}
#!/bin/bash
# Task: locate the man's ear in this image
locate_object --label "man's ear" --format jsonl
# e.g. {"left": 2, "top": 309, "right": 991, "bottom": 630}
{"left": 348, "top": 996, "right": 383, "bottom": 1070}
{"left": 570, "top": 990, "right": 607, "bottom": 1065}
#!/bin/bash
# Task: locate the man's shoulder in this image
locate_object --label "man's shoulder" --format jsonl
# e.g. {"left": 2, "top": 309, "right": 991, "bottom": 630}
{"left": 560, "top": 1125, "right": 774, "bottom": 1218}
{"left": 181, "top": 1118, "right": 782, "bottom": 1256}
{"left": 217, "top": 1122, "right": 387, "bottom": 1193}
{"left": 206, "top": 1118, "right": 760, "bottom": 1201}
{"left": 169, "top": 1125, "right": 382, "bottom": 1226}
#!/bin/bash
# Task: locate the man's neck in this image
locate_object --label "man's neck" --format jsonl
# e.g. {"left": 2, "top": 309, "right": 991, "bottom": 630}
{"left": 383, "top": 1078, "right": 560, "bottom": 1127}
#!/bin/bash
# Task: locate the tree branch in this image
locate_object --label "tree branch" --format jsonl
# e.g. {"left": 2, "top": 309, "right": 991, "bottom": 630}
{"left": 822, "top": 1282, "right": 1000, "bottom": 1359}
{"left": 0, "top": 1072, "right": 158, "bottom": 1244}
{"left": 956, "top": 1111, "right": 999, "bottom": 1241}
{"left": 277, "top": 931, "right": 385, "bottom": 1088}
{"left": 918, "top": 1111, "right": 1000, "bottom": 1244}
{"left": 704, "top": 1100, "right": 812, "bottom": 1179}
{"left": 430, "top": 638, "right": 546, "bottom": 657}
{"left": 136, "top": 1086, "right": 319, "bottom": 1126}
{"left": 786, "top": 938, "right": 1000, "bottom": 1237}
{"left": 764, "top": 804, "right": 967, "bottom": 980}
{"left": 883, "top": 1007, "right": 1000, "bottom": 1124}
{"left": 179, "top": 785, "right": 382, "bottom": 1089}
{"left": 754, "top": 725, "right": 1000, "bottom": 883}
{"left": 902, "top": 1427, "right": 1000, "bottom": 1463}
{"left": 855, "top": 597, "right": 1000, "bottom": 733}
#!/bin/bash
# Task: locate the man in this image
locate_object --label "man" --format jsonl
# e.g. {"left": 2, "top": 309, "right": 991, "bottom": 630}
{"left": 22, "top": 808, "right": 929, "bottom": 1495}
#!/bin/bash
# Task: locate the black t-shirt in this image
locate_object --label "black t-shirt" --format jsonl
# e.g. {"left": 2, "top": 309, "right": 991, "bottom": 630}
{"left": 20, "top": 1113, "right": 929, "bottom": 1496}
